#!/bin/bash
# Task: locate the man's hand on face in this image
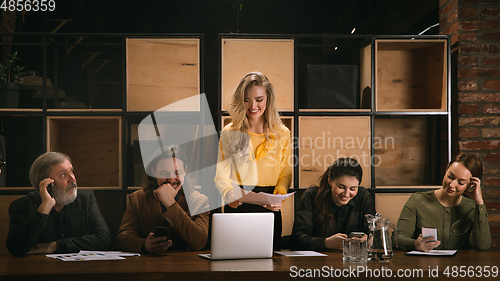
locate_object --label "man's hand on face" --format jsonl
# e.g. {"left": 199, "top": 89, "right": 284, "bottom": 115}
{"left": 38, "top": 178, "right": 56, "bottom": 214}
{"left": 27, "top": 242, "right": 59, "bottom": 255}
{"left": 153, "top": 182, "right": 181, "bottom": 208}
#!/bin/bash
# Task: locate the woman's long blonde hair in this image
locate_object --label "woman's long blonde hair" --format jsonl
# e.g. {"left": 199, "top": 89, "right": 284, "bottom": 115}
{"left": 227, "top": 71, "right": 283, "bottom": 137}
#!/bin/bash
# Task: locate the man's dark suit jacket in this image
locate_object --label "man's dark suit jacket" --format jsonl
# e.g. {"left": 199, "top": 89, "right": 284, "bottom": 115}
{"left": 6, "top": 189, "right": 111, "bottom": 256}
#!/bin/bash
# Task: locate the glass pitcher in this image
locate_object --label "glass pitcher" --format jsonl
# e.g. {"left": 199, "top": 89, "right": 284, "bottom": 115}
{"left": 365, "top": 214, "right": 397, "bottom": 262}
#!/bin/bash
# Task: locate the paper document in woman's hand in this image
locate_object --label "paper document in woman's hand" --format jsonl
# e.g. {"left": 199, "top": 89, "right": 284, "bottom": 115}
{"left": 238, "top": 191, "right": 294, "bottom": 205}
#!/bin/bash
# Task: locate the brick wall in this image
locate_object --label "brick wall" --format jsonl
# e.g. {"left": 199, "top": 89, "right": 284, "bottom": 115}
{"left": 440, "top": 0, "right": 500, "bottom": 248}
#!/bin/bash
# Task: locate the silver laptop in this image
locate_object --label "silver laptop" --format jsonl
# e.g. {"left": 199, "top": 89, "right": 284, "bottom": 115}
{"left": 199, "top": 213, "right": 274, "bottom": 260}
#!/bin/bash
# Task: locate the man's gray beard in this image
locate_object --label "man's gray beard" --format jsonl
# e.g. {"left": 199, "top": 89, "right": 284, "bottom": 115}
{"left": 53, "top": 182, "right": 78, "bottom": 205}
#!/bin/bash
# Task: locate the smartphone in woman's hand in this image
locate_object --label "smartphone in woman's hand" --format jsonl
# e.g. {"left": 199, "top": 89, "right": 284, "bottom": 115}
{"left": 348, "top": 232, "right": 365, "bottom": 238}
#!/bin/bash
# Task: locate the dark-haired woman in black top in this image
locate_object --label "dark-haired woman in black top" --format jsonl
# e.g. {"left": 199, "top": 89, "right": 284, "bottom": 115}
{"left": 291, "top": 158, "right": 376, "bottom": 251}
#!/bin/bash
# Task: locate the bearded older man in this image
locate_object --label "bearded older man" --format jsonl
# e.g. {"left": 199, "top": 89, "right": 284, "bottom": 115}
{"left": 6, "top": 152, "right": 111, "bottom": 256}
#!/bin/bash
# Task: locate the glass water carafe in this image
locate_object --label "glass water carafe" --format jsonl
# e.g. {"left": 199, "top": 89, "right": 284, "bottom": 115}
{"left": 366, "top": 214, "right": 397, "bottom": 262}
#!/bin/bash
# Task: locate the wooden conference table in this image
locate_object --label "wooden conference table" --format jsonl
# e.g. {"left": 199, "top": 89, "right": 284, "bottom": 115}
{"left": 0, "top": 250, "right": 498, "bottom": 281}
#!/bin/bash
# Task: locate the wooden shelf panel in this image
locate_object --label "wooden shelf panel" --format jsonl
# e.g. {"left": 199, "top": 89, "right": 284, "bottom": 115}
{"left": 126, "top": 38, "right": 200, "bottom": 112}
{"left": 221, "top": 38, "right": 294, "bottom": 112}
{"left": 374, "top": 118, "right": 434, "bottom": 186}
{"left": 282, "top": 194, "right": 295, "bottom": 237}
{"left": 0, "top": 109, "right": 43, "bottom": 112}
{"left": 47, "top": 116, "right": 122, "bottom": 188}
{"left": 0, "top": 187, "right": 34, "bottom": 191}
{"left": 299, "top": 116, "right": 371, "bottom": 189}
{"left": 375, "top": 39, "right": 447, "bottom": 111}
{"left": 375, "top": 193, "right": 412, "bottom": 228}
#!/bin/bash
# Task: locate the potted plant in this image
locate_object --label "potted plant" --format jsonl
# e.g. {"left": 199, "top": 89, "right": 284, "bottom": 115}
{"left": 0, "top": 52, "right": 25, "bottom": 108}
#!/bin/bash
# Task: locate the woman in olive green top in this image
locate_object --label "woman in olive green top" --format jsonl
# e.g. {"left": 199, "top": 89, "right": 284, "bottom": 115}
{"left": 394, "top": 153, "right": 491, "bottom": 251}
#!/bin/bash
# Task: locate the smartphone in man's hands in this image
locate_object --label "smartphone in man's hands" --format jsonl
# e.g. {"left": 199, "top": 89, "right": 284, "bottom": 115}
{"left": 47, "top": 183, "right": 54, "bottom": 196}
{"left": 154, "top": 226, "right": 168, "bottom": 238}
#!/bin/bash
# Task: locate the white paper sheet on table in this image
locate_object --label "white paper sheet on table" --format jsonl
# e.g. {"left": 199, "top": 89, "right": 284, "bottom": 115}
{"left": 405, "top": 250, "right": 457, "bottom": 256}
{"left": 274, "top": 251, "right": 327, "bottom": 257}
{"left": 233, "top": 184, "right": 294, "bottom": 205}
{"left": 46, "top": 250, "right": 140, "bottom": 261}
{"left": 79, "top": 250, "right": 140, "bottom": 257}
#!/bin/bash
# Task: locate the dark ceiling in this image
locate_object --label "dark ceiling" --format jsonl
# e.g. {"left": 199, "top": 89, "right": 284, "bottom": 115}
{"left": 21, "top": 0, "right": 439, "bottom": 36}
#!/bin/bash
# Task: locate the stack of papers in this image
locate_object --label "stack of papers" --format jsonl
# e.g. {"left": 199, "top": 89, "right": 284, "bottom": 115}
{"left": 47, "top": 251, "right": 140, "bottom": 261}
{"left": 405, "top": 250, "right": 457, "bottom": 256}
{"left": 274, "top": 251, "right": 327, "bottom": 257}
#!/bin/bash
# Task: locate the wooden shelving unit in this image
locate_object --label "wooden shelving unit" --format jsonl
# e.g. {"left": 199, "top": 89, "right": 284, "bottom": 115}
{"left": 0, "top": 33, "right": 450, "bottom": 252}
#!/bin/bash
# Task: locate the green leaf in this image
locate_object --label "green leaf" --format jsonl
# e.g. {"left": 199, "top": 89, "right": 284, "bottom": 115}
{"left": 0, "top": 51, "right": 24, "bottom": 83}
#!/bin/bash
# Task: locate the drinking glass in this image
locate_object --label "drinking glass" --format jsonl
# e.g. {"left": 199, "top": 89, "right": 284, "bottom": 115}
{"left": 342, "top": 239, "right": 350, "bottom": 261}
{"left": 349, "top": 239, "right": 368, "bottom": 263}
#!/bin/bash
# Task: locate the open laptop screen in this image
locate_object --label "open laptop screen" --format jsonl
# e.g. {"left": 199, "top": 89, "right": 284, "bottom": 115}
{"left": 200, "top": 213, "right": 274, "bottom": 260}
